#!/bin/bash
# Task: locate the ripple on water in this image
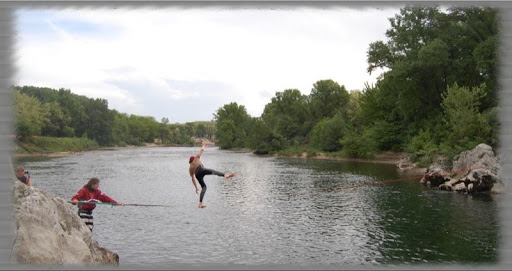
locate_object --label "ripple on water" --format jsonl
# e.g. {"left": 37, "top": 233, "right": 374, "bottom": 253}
{"left": 19, "top": 147, "right": 501, "bottom": 266}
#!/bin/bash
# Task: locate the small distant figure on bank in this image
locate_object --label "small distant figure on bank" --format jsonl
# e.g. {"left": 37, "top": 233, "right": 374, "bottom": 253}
{"left": 16, "top": 166, "right": 31, "bottom": 186}
{"left": 189, "top": 142, "right": 235, "bottom": 209}
{"left": 70, "top": 177, "right": 123, "bottom": 232}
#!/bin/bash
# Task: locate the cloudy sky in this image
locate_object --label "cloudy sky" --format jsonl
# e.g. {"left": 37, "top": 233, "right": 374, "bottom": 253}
{"left": 13, "top": 4, "right": 401, "bottom": 123}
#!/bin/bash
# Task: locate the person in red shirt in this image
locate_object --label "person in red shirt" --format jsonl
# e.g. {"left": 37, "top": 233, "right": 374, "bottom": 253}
{"left": 71, "top": 177, "right": 123, "bottom": 232}
{"left": 189, "top": 142, "right": 235, "bottom": 209}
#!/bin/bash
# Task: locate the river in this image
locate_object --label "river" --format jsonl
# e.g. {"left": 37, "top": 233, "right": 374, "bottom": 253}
{"left": 15, "top": 146, "right": 500, "bottom": 268}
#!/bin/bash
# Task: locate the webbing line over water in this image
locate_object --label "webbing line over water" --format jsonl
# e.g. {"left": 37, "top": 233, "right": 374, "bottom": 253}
{"left": 293, "top": 167, "right": 485, "bottom": 196}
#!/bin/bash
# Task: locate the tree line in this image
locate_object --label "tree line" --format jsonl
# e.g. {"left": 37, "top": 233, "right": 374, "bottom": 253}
{"left": 13, "top": 86, "right": 215, "bottom": 147}
{"left": 213, "top": 6, "right": 499, "bottom": 166}
{"left": 13, "top": 6, "right": 498, "bottom": 166}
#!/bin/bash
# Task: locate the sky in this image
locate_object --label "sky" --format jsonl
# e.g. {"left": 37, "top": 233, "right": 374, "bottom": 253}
{"left": 13, "top": 5, "right": 401, "bottom": 124}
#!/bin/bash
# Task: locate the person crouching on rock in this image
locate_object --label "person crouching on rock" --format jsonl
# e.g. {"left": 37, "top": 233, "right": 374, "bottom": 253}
{"left": 70, "top": 177, "right": 123, "bottom": 232}
{"left": 15, "top": 166, "right": 31, "bottom": 186}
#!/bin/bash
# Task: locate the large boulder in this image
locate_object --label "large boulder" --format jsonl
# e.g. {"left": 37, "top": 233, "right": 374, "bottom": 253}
{"left": 420, "top": 143, "right": 503, "bottom": 194}
{"left": 452, "top": 143, "right": 502, "bottom": 193}
{"left": 11, "top": 180, "right": 119, "bottom": 266}
{"left": 452, "top": 143, "right": 501, "bottom": 176}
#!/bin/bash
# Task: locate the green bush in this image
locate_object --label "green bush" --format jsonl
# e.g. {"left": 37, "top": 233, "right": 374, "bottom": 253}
{"left": 28, "top": 136, "right": 99, "bottom": 152}
{"left": 340, "top": 129, "right": 377, "bottom": 159}
{"left": 310, "top": 114, "right": 345, "bottom": 152}
{"left": 61, "top": 126, "right": 75, "bottom": 137}
{"left": 369, "top": 120, "right": 406, "bottom": 152}
{"left": 406, "top": 129, "right": 438, "bottom": 166}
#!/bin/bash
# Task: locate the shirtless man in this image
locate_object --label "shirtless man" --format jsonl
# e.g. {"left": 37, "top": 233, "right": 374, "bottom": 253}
{"left": 188, "top": 143, "right": 235, "bottom": 208}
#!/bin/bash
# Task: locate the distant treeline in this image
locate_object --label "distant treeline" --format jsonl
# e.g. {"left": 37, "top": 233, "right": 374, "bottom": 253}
{"left": 13, "top": 6, "right": 499, "bottom": 166}
{"left": 213, "top": 6, "right": 499, "bottom": 166}
{"left": 13, "top": 85, "right": 215, "bottom": 147}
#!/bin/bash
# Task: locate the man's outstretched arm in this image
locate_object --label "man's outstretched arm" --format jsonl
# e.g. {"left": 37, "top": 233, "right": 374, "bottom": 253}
{"left": 196, "top": 142, "right": 205, "bottom": 158}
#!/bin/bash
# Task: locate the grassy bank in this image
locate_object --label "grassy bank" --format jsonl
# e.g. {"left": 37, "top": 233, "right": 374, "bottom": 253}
{"left": 15, "top": 136, "right": 100, "bottom": 154}
{"left": 13, "top": 136, "right": 406, "bottom": 166}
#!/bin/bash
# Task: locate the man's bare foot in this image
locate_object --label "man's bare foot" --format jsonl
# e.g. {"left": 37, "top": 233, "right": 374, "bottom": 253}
{"left": 225, "top": 173, "right": 235, "bottom": 178}
{"left": 198, "top": 203, "right": 206, "bottom": 208}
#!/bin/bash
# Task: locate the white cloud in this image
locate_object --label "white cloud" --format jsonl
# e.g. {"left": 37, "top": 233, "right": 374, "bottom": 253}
{"left": 14, "top": 6, "right": 399, "bottom": 122}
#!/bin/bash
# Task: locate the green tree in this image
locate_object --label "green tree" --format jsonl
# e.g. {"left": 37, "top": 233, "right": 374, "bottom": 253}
{"left": 247, "top": 118, "right": 286, "bottom": 154}
{"left": 310, "top": 113, "right": 346, "bottom": 152}
{"left": 85, "top": 98, "right": 115, "bottom": 146}
{"left": 13, "top": 90, "right": 49, "bottom": 139}
{"left": 441, "top": 83, "right": 490, "bottom": 152}
{"left": 204, "top": 122, "right": 216, "bottom": 139}
{"left": 196, "top": 123, "right": 207, "bottom": 138}
{"left": 57, "top": 89, "right": 88, "bottom": 137}
{"left": 340, "top": 129, "right": 377, "bottom": 159}
{"left": 214, "top": 102, "right": 251, "bottom": 149}
{"left": 158, "top": 117, "right": 172, "bottom": 145}
{"left": 216, "top": 119, "right": 237, "bottom": 149}
{"left": 365, "top": 6, "right": 498, "bottom": 153}
{"left": 41, "top": 101, "right": 72, "bottom": 137}
{"left": 261, "top": 89, "right": 308, "bottom": 143}
{"left": 307, "top": 80, "right": 350, "bottom": 124}
{"left": 125, "top": 115, "right": 160, "bottom": 145}
{"left": 112, "top": 111, "right": 130, "bottom": 146}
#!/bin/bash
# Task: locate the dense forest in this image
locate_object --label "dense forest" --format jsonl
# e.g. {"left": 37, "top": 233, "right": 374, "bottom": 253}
{"left": 13, "top": 85, "right": 215, "bottom": 147}
{"left": 213, "top": 6, "right": 499, "bottom": 166}
{"left": 13, "top": 6, "right": 499, "bottom": 166}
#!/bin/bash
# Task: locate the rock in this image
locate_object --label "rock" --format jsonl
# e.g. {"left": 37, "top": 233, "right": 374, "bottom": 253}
{"left": 420, "top": 143, "right": 502, "bottom": 194}
{"left": 439, "top": 183, "right": 453, "bottom": 191}
{"left": 453, "top": 182, "right": 467, "bottom": 192}
{"left": 468, "top": 183, "right": 474, "bottom": 193}
{"left": 446, "top": 178, "right": 462, "bottom": 186}
{"left": 420, "top": 166, "right": 449, "bottom": 187}
{"left": 439, "top": 178, "right": 463, "bottom": 191}
{"left": 11, "top": 180, "right": 119, "bottom": 266}
{"left": 461, "top": 169, "right": 496, "bottom": 193}
{"left": 432, "top": 155, "right": 451, "bottom": 172}
{"left": 397, "top": 154, "right": 415, "bottom": 171}
{"left": 452, "top": 143, "right": 500, "bottom": 176}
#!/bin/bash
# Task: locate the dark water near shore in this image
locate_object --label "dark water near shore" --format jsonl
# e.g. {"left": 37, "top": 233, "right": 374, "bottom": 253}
{"left": 16, "top": 147, "right": 500, "bottom": 267}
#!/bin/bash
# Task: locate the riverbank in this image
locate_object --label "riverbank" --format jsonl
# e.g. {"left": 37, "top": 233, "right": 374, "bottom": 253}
{"left": 14, "top": 136, "right": 406, "bottom": 164}
{"left": 11, "top": 142, "right": 164, "bottom": 158}
{"left": 11, "top": 143, "right": 427, "bottom": 176}
{"left": 301, "top": 151, "right": 405, "bottom": 165}
{"left": 11, "top": 145, "right": 407, "bottom": 165}
{"left": 276, "top": 151, "right": 427, "bottom": 176}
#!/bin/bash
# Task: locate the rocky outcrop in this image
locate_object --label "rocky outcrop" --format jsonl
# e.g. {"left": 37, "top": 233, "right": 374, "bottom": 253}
{"left": 11, "top": 180, "right": 119, "bottom": 266}
{"left": 397, "top": 154, "right": 416, "bottom": 171}
{"left": 420, "top": 143, "right": 503, "bottom": 194}
{"left": 452, "top": 143, "right": 501, "bottom": 176}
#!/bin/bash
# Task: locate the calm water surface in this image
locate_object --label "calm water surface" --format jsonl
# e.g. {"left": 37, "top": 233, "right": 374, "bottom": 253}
{"left": 16, "top": 147, "right": 500, "bottom": 267}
